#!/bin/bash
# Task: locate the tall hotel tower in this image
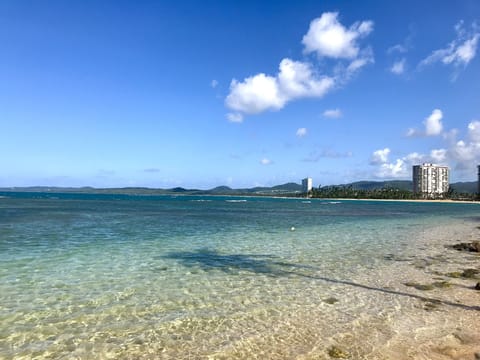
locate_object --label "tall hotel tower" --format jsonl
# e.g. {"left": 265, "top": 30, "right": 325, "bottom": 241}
{"left": 412, "top": 163, "right": 449, "bottom": 199}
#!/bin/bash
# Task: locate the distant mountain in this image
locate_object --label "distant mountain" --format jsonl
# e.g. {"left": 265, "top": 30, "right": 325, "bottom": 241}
{"left": 450, "top": 181, "right": 477, "bottom": 194}
{"left": 0, "top": 180, "right": 477, "bottom": 196}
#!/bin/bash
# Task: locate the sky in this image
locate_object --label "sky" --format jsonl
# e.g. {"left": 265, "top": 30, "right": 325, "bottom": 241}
{"left": 1, "top": 0, "right": 480, "bottom": 189}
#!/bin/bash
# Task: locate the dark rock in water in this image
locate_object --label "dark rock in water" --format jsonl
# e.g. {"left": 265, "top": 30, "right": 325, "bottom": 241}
{"left": 450, "top": 241, "right": 480, "bottom": 252}
{"left": 432, "top": 281, "right": 451, "bottom": 288}
{"left": 475, "top": 282, "right": 480, "bottom": 290}
{"left": 446, "top": 271, "right": 462, "bottom": 278}
{"left": 461, "top": 268, "right": 479, "bottom": 278}
{"left": 404, "top": 282, "right": 434, "bottom": 291}
{"left": 323, "top": 297, "right": 339, "bottom": 305}
{"left": 474, "top": 241, "right": 480, "bottom": 252}
{"left": 328, "top": 346, "right": 349, "bottom": 358}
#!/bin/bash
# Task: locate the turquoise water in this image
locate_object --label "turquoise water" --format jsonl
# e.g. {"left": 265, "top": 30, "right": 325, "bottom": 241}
{"left": 0, "top": 193, "right": 479, "bottom": 359}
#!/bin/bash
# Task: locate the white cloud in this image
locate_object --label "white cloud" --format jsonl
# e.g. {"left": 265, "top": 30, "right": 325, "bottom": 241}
{"left": 374, "top": 119, "right": 480, "bottom": 178}
{"left": 424, "top": 109, "right": 443, "bottom": 136}
{"left": 296, "top": 127, "right": 307, "bottom": 137}
{"left": 430, "top": 149, "right": 447, "bottom": 162}
{"left": 390, "top": 59, "right": 406, "bottom": 74}
{"left": 211, "top": 79, "right": 218, "bottom": 88}
{"left": 370, "top": 148, "right": 390, "bottom": 164}
{"left": 302, "top": 12, "right": 373, "bottom": 59}
{"left": 376, "top": 159, "right": 407, "bottom": 178}
{"left": 323, "top": 108, "right": 342, "bottom": 118}
{"left": 225, "top": 12, "right": 373, "bottom": 120}
{"left": 226, "top": 112, "right": 244, "bottom": 123}
{"left": 467, "top": 120, "right": 480, "bottom": 142}
{"left": 449, "top": 120, "right": 480, "bottom": 169}
{"left": 420, "top": 21, "right": 479, "bottom": 77}
{"left": 407, "top": 109, "right": 444, "bottom": 137}
{"left": 225, "top": 59, "right": 335, "bottom": 118}
{"left": 226, "top": 73, "right": 283, "bottom": 115}
{"left": 260, "top": 158, "right": 272, "bottom": 165}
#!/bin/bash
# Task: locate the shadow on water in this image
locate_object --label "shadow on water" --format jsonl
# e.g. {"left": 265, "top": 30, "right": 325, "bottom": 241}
{"left": 163, "top": 248, "right": 480, "bottom": 312}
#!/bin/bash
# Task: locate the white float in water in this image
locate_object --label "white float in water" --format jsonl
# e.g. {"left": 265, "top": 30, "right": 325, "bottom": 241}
{"left": 290, "top": 226, "right": 295, "bottom": 231}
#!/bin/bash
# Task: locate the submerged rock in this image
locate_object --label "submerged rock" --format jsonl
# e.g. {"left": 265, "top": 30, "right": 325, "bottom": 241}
{"left": 328, "top": 345, "right": 349, "bottom": 358}
{"left": 432, "top": 281, "right": 451, "bottom": 288}
{"left": 450, "top": 241, "right": 480, "bottom": 252}
{"left": 446, "top": 271, "right": 463, "bottom": 278}
{"left": 475, "top": 282, "right": 480, "bottom": 290}
{"left": 461, "top": 268, "right": 479, "bottom": 278}
{"left": 323, "top": 297, "right": 339, "bottom": 305}
{"left": 404, "top": 282, "right": 434, "bottom": 291}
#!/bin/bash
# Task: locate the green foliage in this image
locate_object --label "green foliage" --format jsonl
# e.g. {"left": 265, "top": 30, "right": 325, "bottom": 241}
{"left": 311, "top": 185, "right": 416, "bottom": 200}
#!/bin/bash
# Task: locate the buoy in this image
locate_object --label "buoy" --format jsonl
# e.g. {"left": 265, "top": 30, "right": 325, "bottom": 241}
{"left": 290, "top": 226, "right": 295, "bottom": 231}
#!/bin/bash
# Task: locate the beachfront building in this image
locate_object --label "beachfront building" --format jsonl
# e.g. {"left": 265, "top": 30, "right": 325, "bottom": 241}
{"left": 412, "top": 163, "right": 449, "bottom": 199}
{"left": 302, "top": 177, "right": 313, "bottom": 194}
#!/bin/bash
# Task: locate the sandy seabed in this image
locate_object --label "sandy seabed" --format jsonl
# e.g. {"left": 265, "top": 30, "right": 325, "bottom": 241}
{"left": 296, "top": 218, "right": 480, "bottom": 360}
{"left": 111, "top": 219, "right": 480, "bottom": 360}
{"left": 3, "top": 210, "right": 479, "bottom": 360}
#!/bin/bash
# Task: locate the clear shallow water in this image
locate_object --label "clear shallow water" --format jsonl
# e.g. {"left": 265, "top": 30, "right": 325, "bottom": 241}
{"left": 1, "top": 193, "right": 479, "bottom": 359}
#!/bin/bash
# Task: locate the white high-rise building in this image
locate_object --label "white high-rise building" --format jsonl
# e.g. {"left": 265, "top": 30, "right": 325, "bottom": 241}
{"left": 302, "top": 177, "right": 313, "bottom": 193}
{"left": 412, "top": 163, "right": 449, "bottom": 198}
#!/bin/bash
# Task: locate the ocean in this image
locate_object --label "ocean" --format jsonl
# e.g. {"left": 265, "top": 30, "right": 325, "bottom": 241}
{"left": 1, "top": 193, "right": 479, "bottom": 359}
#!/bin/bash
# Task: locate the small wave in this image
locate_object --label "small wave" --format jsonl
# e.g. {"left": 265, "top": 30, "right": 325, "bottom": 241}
{"left": 190, "top": 199, "right": 212, "bottom": 202}
{"left": 225, "top": 199, "right": 247, "bottom": 203}
{"left": 301, "top": 201, "right": 311, "bottom": 204}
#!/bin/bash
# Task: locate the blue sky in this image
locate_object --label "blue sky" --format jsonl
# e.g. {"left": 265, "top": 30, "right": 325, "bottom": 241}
{"left": 1, "top": 0, "right": 480, "bottom": 189}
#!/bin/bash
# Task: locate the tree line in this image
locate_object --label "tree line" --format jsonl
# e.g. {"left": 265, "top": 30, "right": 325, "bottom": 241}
{"left": 307, "top": 185, "right": 477, "bottom": 201}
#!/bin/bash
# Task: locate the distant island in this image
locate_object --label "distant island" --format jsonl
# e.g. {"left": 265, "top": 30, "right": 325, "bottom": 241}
{"left": 0, "top": 180, "right": 477, "bottom": 200}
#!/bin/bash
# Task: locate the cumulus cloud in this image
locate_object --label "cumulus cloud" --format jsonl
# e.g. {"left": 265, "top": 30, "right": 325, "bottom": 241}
{"left": 449, "top": 120, "right": 480, "bottom": 169}
{"left": 225, "top": 59, "right": 334, "bottom": 117}
{"left": 302, "top": 12, "right": 373, "bottom": 59}
{"left": 371, "top": 150, "right": 422, "bottom": 179}
{"left": 390, "top": 59, "right": 406, "bottom": 74}
{"left": 296, "top": 127, "right": 307, "bottom": 137}
{"left": 407, "top": 109, "right": 443, "bottom": 137}
{"left": 225, "top": 12, "right": 373, "bottom": 120}
{"left": 420, "top": 21, "right": 479, "bottom": 78}
{"left": 424, "top": 109, "right": 444, "bottom": 136}
{"left": 370, "top": 148, "right": 390, "bottom": 165}
{"left": 323, "top": 108, "right": 342, "bottom": 118}
{"left": 376, "top": 159, "right": 407, "bottom": 178}
{"left": 430, "top": 149, "right": 447, "bottom": 163}
{"left": 374, "top": 119, "right": 480, "bottom": 179}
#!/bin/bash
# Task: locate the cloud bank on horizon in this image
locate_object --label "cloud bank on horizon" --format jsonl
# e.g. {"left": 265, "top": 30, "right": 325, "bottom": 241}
{"left": 225, "top": 12, "right": 373, "bottom": 123}
{"left": 371, "top": 110, "right": 480, "bottom": 178}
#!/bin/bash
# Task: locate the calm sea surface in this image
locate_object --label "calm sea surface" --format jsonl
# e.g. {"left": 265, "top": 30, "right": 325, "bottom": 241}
{"left": 0, "top": 193, "right": 479, "bottom": 359}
